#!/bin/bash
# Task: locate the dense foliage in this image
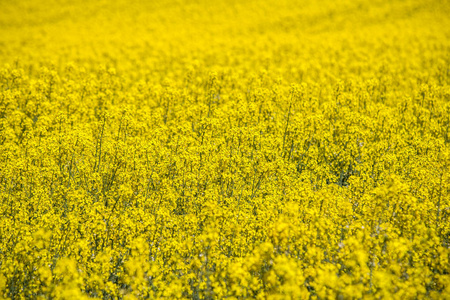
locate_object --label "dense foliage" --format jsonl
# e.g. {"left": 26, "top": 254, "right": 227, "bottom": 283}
{"left": 1, "top": 0, "right": 450, "bottom": 298}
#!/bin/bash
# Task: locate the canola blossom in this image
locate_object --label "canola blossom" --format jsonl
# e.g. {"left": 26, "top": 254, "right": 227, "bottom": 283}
{"left": 1, "top": 0, "right": 450, "bottom": 299}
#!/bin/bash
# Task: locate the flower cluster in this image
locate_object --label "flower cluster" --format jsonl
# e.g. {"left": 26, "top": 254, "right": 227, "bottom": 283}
{"left": 1, "top": 0, "right": 449, "bottom": 299}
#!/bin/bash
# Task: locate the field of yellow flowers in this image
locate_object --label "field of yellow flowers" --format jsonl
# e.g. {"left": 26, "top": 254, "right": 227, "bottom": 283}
{"left": 1, "top": 0, "right": 450, "bottom": 299}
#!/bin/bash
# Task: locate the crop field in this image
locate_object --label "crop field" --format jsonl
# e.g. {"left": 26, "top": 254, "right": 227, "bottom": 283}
{"left": 1, "top": 0, "right": 450, "bottom": 299}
